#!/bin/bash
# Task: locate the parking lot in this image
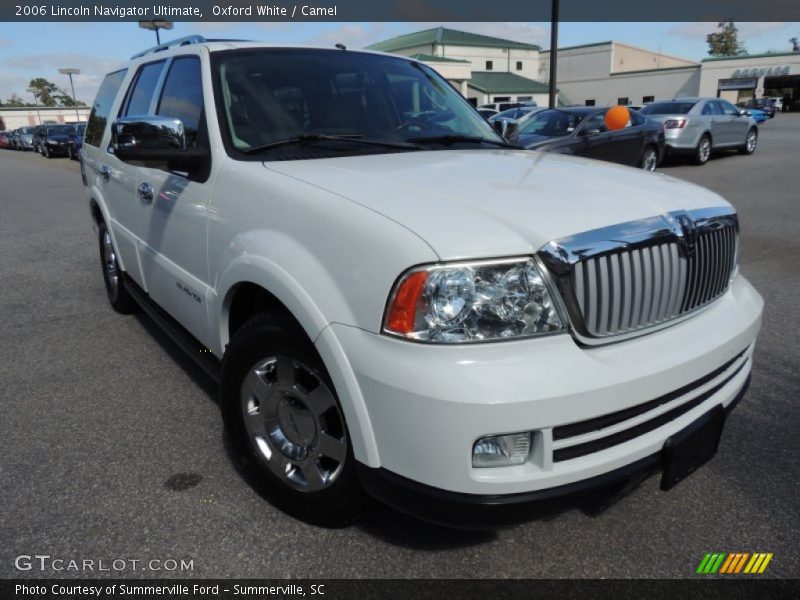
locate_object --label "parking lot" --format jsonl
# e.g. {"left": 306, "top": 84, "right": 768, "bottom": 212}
{"left": 1, "top": 116, "right": 798, "bottom": 580}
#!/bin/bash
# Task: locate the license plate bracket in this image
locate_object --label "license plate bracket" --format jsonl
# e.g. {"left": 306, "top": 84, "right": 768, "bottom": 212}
{"left": 660, "top": 405, "right": 726, "bottom": 490}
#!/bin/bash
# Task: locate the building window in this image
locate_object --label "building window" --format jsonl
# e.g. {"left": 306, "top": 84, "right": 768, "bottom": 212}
{"left": 493, "top": 96, "right": 511, "bottom": 102}
{"left": 516, "top": 61, "right": 523, "bottom": 71}
{"left": 585, "top": 99, "right": 596, "bottom": 106}
{"left": 617, "top": 97, "right": 629, "bottom": 106}
{"left": 642, "top": 95, "right": 654, "bottom": 103}
{"left": 485, "top": 61, "right": 493, "bottom": 71}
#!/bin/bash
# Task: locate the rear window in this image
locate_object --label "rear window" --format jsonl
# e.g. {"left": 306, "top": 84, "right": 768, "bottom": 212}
{"left": 640, "top": 102, "right": 696, "bottom": 115}
{"left": 85, "top": 69, "right": 128, "bottom": 147}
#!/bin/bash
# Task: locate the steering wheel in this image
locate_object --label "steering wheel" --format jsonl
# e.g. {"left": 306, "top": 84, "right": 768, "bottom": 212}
{"left": 395, "top": 118, "right": 434, "bottom": 133}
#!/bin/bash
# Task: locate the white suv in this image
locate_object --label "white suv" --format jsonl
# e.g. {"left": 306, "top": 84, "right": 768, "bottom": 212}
{"left": 82, "top": 36, "right": 763, "bottom": 527}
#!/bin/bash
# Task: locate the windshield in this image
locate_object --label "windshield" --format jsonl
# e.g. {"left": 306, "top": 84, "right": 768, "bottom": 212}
{"left": 212, "top": 49, "right": 502, "bottom": 157}
{"left": 46, "top": 125, "right": 74, "bottom": 135}
{"left": 640, "top": 102, "right": 696, "bottom": 115}
{"left": 517, "top": 110, "right": 585, "bottom": 137}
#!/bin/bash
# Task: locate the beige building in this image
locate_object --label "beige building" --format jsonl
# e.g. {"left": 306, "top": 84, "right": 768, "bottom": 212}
{"left": 0, "top": 106, "right": 90, "bottom": 130}
{"left": 540, "top": 41, "right": 700, "bottom": 107}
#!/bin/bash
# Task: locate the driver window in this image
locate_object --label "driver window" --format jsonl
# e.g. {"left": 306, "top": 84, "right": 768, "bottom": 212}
{"left": 719, "top": 101, "right": 738, "bottom": 116}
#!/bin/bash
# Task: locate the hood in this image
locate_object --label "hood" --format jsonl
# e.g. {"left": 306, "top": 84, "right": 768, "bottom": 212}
{"left": 264, "top": 149, "right": 732, "bottom": 261}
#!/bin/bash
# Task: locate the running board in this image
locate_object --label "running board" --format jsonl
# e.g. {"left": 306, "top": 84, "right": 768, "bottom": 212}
{"left": 124, "top": 276, "right": 221, "bottom": 382}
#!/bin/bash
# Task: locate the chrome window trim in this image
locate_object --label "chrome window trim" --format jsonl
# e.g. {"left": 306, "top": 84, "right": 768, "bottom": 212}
{"left": 538, "top": 207, "right": 739, "bottom": 346}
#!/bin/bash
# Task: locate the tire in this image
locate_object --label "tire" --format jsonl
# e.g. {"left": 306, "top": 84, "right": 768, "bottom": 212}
{"left": 221, "top": 314, "right": 362, "bottom": 525}
{"left": 43, "top": 145, "right": 51, "bottom": 158}
{"left": 639, "top": 145, "right": 658, "bottom": 172}
{"left": 67, "top": 144, "right": 74, "bottom": 160}
{"left": 98, "top": 222, "right": 137, "bottom": 314}
{"left": 739, "top": 128, "right": 758, "bottom": 155}
{"left": 693, "top": 134, "right": 711, "bottom": 165}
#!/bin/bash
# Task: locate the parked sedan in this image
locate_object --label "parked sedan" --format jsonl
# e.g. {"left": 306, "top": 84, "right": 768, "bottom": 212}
{"left": 0, "top": 131, "right": 11, "bottom": 149}
{"left": 67, "top": 123, "right": 86, "bottom": 160}
{"left": 39, "top": 124, "right": 75, "bottom": 158}
{"left": 513, "top": 107, "right": 666, "bottom": 171}
{"left": 639, "top": 98, "right": 757, "bottom": 165}
{"left": 14, "top": 126, "right": 35, "bottom": 151}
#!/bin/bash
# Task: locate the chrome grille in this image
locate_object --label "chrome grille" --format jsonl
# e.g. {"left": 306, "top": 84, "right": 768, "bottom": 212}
{"left": 539, "top": 208, "right": 739, "bottom": 343}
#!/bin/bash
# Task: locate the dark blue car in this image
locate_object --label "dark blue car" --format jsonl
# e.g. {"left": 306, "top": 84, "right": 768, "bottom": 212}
{"left": 67, "top": 123, "right": 86, "bottom": 160}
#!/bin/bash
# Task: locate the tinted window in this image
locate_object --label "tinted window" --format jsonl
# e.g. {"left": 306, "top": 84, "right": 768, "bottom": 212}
{"left": 640, "top": 101, "right": 696, "bottom": 115}
{"left": 46, "top": 125, "right": 74, "bottom": 135}
{"left": 125, "top": 61, "right": 166, "bottom": 116}
{"left": 519, "top": 110, "right": 585, "bottom": 137}
{"left": 702, "top": 102, "right": 721, "bottom": 115}
{"left": 85, "top": 69, "right": 127, "bottom": 147}
{"left": 157, "top": 56, "right": 204, "bottom": 147}
{"left": 583, "top": 112, "right": 609, "bottom": 133}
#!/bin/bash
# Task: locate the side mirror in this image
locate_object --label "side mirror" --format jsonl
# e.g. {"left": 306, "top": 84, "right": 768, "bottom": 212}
{"left": 737, "top": 109, "right": 749, "bottom": 117}
{"left": 112, "top": 116, "right": 207, "bottom": 171}
{"left": 583, "top": 128, "right": 601, "bottom": 137}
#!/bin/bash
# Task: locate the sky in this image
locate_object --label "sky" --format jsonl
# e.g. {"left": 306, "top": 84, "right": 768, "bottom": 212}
{"left": 0, "top": 21, "right": 798, "bottom": 104}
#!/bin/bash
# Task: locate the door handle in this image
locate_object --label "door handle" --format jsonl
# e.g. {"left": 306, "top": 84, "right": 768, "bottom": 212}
{"left": 100, "top": 164, "right": 111, "bottom": 181}
{"left": 137, "top": 182, "right": 154, "bottom": 205}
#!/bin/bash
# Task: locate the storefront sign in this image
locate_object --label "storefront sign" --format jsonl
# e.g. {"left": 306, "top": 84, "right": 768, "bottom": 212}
{"left": 732, "top": 66, "right": 791, "bottom": 78}
{"left": 718, "top": 78, "right": 758, "bottom": 90}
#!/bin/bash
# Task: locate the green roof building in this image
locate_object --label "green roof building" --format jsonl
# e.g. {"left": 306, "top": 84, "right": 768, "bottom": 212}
{"left": 366, "top": 27, "right": 553, "bottom": 107}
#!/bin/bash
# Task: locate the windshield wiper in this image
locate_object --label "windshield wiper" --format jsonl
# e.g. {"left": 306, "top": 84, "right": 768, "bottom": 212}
{"left": 405, "top": 134, "right": 520, "bottom": 149}
{"left": 241, "top": 133, "right": 421, "bottom": 154}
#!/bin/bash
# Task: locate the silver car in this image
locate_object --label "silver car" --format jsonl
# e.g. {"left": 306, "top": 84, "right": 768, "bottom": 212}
{"left": 640, "top": 98, "right": 758, "bottom": 165}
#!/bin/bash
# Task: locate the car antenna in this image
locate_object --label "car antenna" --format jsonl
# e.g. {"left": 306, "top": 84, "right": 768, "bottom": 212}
{"left": 335, "top": 43, "right": 346, "bottom": 50}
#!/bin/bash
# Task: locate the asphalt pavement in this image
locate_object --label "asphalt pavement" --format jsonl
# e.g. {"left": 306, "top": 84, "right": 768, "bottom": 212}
{"left": 1, "top": 119, "right": 798, "bottom": 579}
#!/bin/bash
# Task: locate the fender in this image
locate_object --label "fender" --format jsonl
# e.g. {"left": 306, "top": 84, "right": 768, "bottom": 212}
{"left": 213, "top": 245, "right": 381, "bottom": 466}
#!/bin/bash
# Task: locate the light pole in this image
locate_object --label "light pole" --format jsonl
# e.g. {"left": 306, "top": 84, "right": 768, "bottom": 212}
{"left": 26, "top": 87, "right": 42, "bottom": 124}
{"left": 138, "top": 20, "right": 173, "bottom": 44}
{"left": 59, "top": 67, "right": 81, "bottom": 121}
{"left": 548, "top": 0, "right": 559, "bottom": 109}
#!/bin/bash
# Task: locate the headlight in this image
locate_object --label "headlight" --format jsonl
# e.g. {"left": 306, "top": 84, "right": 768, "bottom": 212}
{"left": 383, "top": 257, "right": 565, "bottom": 343}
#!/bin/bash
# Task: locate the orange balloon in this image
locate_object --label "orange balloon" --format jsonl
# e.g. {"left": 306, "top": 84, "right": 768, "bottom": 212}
{"left": 605, "top": 105, "right": 630, "bottom": 131}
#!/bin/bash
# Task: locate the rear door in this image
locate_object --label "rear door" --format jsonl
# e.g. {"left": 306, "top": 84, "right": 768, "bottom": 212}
{"left": 135, "top": 54, "right": 215, "bottom": 345}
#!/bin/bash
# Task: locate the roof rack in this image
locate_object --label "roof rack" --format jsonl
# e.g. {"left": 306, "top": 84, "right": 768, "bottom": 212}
{"left": 131, "top": 35, "right": 207, "bottom": 60}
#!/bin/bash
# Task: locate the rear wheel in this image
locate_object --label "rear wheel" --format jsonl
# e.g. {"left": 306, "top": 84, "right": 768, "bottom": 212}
{"left": 693, "top": 134, "right": 711, "bottom": 165}
{"left": 221, "top": 314, "right": 362, "bottom": 525}
{"left": 739, "top": 128, "right": 758, "bottom": 155}
{"left": 640, "top": 146, "right": 658, "bottom": 172}
{"left": 98, "top": 222, "right": 137, "bottom": 314}
{"left": 67, "top": 144, "right": 74, "bottom": 160}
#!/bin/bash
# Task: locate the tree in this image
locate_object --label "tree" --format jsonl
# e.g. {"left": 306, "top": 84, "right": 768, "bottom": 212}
{"left": 5, "top": 94, "right": 27, "bottom": 107}
{"left": 28, "top": 77, "right": 60, "bottom": 106}
{"left": 791, "top": 37, "right": 799, "bottom": 52}
{"left": 707, "top": 21, "right": 746, "bottom": 57}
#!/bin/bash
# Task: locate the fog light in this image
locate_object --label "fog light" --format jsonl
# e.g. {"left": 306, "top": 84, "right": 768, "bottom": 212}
{"left": 472, "top": 432, "right": 531, "bottom": 468}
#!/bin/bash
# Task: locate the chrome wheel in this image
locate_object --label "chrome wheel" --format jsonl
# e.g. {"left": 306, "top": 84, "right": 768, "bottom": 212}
{"left": 101, "top": 229, "right": 119, "bottom": 297}
{"left": 241, "top": 356, "right": 347, "bottom": 492}
{"left": 641, "top": 147, "right": 657, "bottom": 172}
{"left": 698, "top": 137, "right": 711, "bottom": 163}
{"left": 746, "top": 130, "right": 757, "bottom": 153}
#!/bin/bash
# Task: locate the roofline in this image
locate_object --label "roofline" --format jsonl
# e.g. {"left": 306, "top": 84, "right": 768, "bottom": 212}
{"left": 541, "top": 41, "right": 613, "bottom": 53}
{"left": 610, "top": 64, "right": 701, "bottom": 76}
{"left": 701, "top": 51, "right": 800, "bottom": 62}
{"left": 366, "top": 26, "right": 541, "bottom": 52}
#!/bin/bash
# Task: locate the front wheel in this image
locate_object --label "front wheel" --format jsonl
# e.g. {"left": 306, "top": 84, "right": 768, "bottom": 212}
{"left": 43, "top": 145, "right": 51, "bottom": 158}
{"left": 639, "top": 146, "right": 658, "bottom": 172}
{"left": 693, "top": 134, "right": 711, "bottom": 165}
{"left": 67, "top": 144, "right": 74, "bottom": 160}
{"left": 739, "top": 128, "right": 758, "bottom": 155}
{"left": 221, "top": 314, "right": 362, "bottom": 525}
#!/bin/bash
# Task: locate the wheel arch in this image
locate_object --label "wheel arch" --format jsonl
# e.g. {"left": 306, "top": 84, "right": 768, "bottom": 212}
{"left": 218, "top": 273, "right": 380, "bottom": 467}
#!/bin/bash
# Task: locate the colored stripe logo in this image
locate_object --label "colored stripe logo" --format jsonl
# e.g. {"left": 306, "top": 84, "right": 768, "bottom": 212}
{"left": 697, "top": 552, "right": 773, "bottom": 574}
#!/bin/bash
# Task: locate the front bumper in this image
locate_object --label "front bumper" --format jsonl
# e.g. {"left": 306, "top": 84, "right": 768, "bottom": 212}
{"left": 326, "top": 275, "right": 761, "bottom": 505}
{"left": 359, "top": 376, "right": 749, "bottom": 528}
